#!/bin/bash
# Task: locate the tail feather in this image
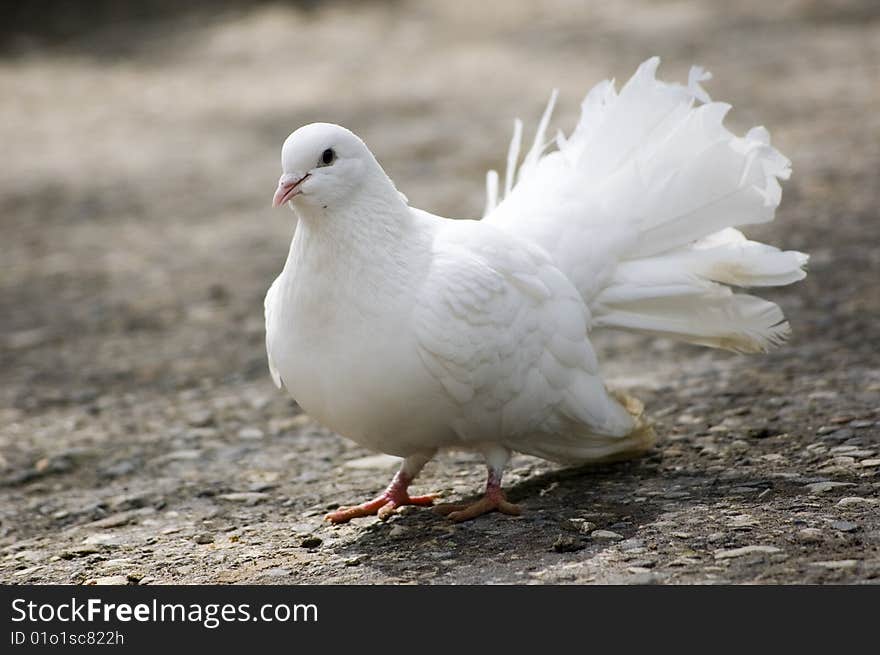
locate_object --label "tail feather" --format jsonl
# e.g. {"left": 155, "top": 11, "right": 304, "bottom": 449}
{"left": 594, "top": 290, "right": 792, "bottom": 354}
{"left": 508, "top": 389, "right": 655, "bottom": 465}
{"left": 484, "top": 57, "right": 807, "bottom": 353}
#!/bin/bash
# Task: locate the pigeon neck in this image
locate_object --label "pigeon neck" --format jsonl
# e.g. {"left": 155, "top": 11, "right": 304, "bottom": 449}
{"left": 285, "top": 181, "right": 429, "bottom": 299}
{"left": 298, "top": 183, "right": 413, "bottom": 246}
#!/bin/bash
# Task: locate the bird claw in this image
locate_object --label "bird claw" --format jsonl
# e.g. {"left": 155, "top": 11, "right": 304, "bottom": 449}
{"left": 325, "top": 492, "right": 437, "bottom": 524}
{"left": 434, "top": 493, "right": 521, "bottom": 522}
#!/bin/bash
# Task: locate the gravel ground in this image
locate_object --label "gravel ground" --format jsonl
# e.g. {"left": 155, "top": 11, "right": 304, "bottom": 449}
{"left": 1, "top": 0, "right": 879, "bottom": 585}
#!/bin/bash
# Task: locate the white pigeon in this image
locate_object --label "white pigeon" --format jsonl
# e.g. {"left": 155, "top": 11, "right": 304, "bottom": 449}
{"left": 265, "top": 57, "right": 808, "bottom": 523}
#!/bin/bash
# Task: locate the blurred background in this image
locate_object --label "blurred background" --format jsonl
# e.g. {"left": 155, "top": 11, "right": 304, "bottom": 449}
{"left": 1, "top": 1, "right": 878, "bottom": 584}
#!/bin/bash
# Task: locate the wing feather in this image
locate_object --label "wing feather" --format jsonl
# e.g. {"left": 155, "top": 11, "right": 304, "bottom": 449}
{"left": 414, "top": 222, "right": 633, "bottom": 445}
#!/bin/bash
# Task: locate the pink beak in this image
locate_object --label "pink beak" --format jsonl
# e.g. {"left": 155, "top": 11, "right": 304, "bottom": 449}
{"left": 272, "top": 173, "right": 310, "bottom": 207}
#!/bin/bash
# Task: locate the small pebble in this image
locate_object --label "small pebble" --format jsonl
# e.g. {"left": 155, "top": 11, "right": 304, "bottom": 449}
{"left": 186, "top": 411, "right": 214, "bottom": 428}
{"left": 238, "top": 427, "right": 264, "bottom": 440}
{"left": 388, "top": 525, "right": 408, "bottom": 538}
{"left": 728, "top": 514, "right": 757, "bottom": 528}
{"left": 59, "top": 546, "right": 101, "bottom": 560}
{"left": 82, "top": 533, "right": 123, "bottom": 546}
{"left": 591, "top": 530, "right": 624, "bottom": 541}
{"left": 811, "top": 560, "right": 858, "bottom": 570}
{"left": 568, "top": 519, "right": 596, "bottom": 534}
{"left": 832, "top": 448, "right": 875, "bottom": 459}
{"left": 156, "top": 449, "right": 202, "bottom": 463}
{"left": 820, "top": 429, "right": 853, "bottom": 442}
{"left": 99, "top": 460, "right": 137, "bottom": 478}
{"left": 619, "top": 538, "right": 645, "bottom": 552}
{"left": 88, "top": 511, "right": 137, "bottom": 529}
{"left": 714, "top": 545, "right": 781, "bottom": 559}
{"left": 218, "top": 492, "right": 269, "bottom": 505}
{"left": 805, "top": 481, "right": 855, "bottom": 494}
{"left": 87, "top": 575, "right": 130, "bottom": 586}
{"left": 836, "top": 496, "right": 879, "bottom": 507}
{"left": 795, "top": 528, "right": 824, "bottom": 543}
{"left": 552, "top": 535, "right": 584, "bottom": 553}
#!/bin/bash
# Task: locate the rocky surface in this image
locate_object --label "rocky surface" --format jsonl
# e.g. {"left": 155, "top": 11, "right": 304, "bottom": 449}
{"left": 1, "top": 0, "right": 878, "bottom": 584}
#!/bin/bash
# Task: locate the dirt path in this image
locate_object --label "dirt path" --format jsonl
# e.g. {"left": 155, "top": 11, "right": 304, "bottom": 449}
{"left": 1, "top": 1, "right": 878, "bottom": 584}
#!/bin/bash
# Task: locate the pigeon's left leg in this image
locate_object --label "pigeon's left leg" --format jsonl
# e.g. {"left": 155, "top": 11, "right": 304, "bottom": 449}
{"left": 434, "top": 445, "right": 521, "bottom": 522}
{"left": 325, "top": 451, "right": 437, "bottom": 524}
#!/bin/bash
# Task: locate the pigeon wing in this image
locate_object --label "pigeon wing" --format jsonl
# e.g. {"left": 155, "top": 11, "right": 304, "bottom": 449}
{"left": 413, "top": 221, "right": 634, "bottom": 447}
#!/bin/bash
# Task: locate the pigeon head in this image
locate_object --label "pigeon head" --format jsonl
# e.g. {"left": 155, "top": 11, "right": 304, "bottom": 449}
{"left": 272, "top": 122, "right": 375, "bottom": 211}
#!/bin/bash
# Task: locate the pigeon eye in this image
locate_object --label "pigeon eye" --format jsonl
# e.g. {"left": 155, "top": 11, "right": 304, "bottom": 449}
{"left": 320, "top": 148, "right": 336, "bottom": 166}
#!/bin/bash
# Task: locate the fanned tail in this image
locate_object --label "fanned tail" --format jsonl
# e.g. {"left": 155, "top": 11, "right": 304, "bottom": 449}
{"left": 484, "top": 57, "right": 808, "bottom": 353}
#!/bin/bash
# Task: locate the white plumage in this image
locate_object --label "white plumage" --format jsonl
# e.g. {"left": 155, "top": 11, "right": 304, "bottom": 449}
{"left": 265, "top": 58, "right": 808, "bottom": 522}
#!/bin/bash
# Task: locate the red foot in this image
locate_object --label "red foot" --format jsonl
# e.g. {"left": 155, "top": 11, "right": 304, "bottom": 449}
{"left": 325, "top": 472, "right": 437, "bottom": 523}
{"left": 434, "top": 488, "right": 521, "bottom": 522}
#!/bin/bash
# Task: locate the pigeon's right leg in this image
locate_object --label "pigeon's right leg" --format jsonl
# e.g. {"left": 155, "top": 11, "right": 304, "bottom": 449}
{"left": 325, "top": 451, "right": 437, "bottom": 524}
{"left": 434, "top": 445, "right": 521, "bottom": 522}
